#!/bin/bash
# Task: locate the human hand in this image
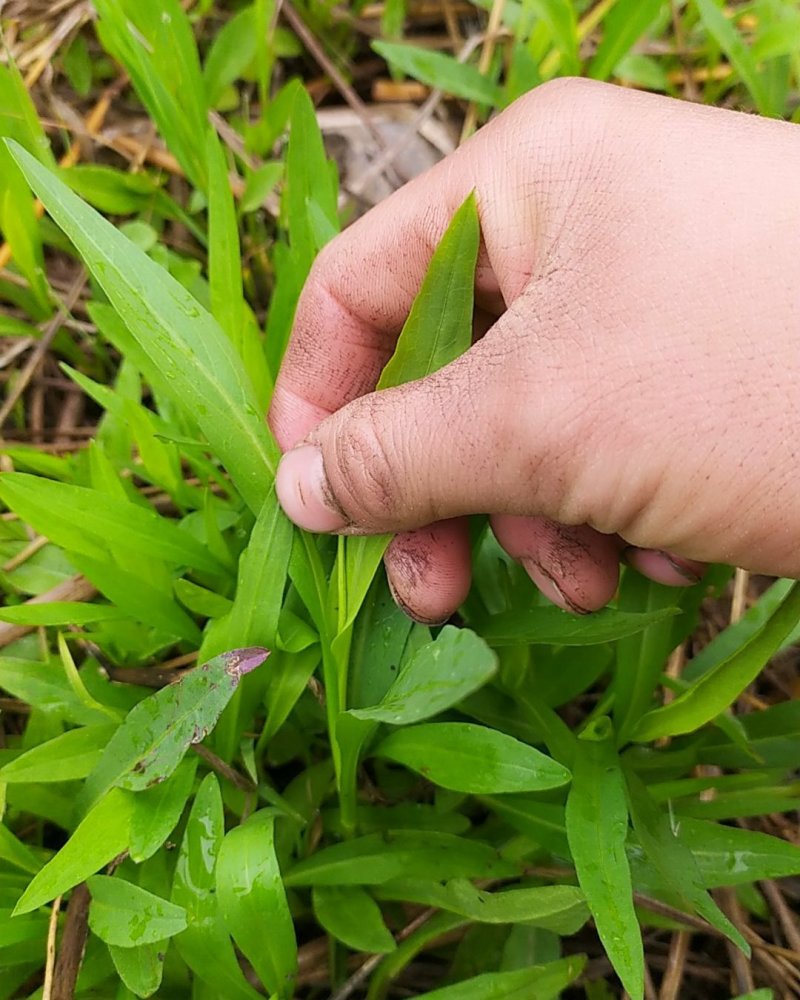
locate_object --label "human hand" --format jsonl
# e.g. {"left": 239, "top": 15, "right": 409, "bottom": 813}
{"left": 270, "top": 78, "right": 800, "bottom": 622}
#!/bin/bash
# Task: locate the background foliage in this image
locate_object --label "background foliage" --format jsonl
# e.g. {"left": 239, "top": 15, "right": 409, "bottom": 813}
{"left": 1, "top": 2, "right": 799, "bottom": 998}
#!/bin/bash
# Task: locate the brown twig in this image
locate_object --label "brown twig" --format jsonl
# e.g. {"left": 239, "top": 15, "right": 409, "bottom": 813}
{"left": 281, "top": 0, "right": 406, "bottom": 190}
{"left": 42, "top": 895, "right": 62, "bottom": 1000}
{"left": 327, "top": 908, "right": 437, "bottom": 1000}
{"left": 51, "top": 883, "right": 90, "bottom": 1000}
{"left": 460, "top": 0, "right": 506, "bottom": 141}
{"left": 0, "top": 269, "right": 87, "bottom": 429}
{"left": 659, "top": 930, "right": 691, "bottom": 1000}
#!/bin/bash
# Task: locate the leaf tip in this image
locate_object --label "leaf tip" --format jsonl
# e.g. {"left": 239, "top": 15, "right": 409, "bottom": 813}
{"left": 222, "top": 646, "right": 270, "bottom": 680}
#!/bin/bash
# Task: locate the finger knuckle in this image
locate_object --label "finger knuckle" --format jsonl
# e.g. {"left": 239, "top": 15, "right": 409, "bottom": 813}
{"left": 324, "top": 398, "right": 404, "bottom": 526}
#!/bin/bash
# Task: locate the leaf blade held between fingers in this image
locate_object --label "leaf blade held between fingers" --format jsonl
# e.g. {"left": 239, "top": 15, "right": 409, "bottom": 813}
{"left": 4, "top": 139, "right": 278, "bottom": 514}
{"left": 378, "top": 191, "right": 480, "bottom": 390}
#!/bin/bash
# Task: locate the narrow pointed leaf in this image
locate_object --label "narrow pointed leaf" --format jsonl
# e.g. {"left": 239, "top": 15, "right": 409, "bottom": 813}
{"left": 87, "top": 875, "right": 187, "bottom": 946}
{"left": 83, "top": 648, "right": 268, "bottom": 802}
{"left": 378, "top": 191, "right": 479, "bottom": 389}
{"left": 285, "top": 832, "right": 518, "bottom": 887}
{"left": 348, "top": 625, "right": 496, "bottom": 725}
{"left": 14, "top": 788, "right": 133, "bottom": 915}
{"left": 314, "top": 885, "right": 395, "bottom": 953}
{"left": 373, "top": 722, "right": 570, "bottom": 794}
{"left": 566, "top": 719, "right": 643, "bottom": 1000}
{"left": 172, "top": 775, "right": 261, "bottom": 1000}
{"left": 632, "top": 581, "right": 800, "bottom": 742}
{"left": 412, "top": 955, "right": 585, "bottom": 999}
{"left": 5, "top": 140, "right": 278, "bottom": 513}
{"left": 216, "top": 812, "right": 297, "bottom": 998}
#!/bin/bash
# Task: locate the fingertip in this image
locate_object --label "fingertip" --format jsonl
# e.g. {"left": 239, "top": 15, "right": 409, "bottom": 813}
{"left": 492, "top": 515, "right": 620, "bottom": 614}
{"left": 385, "top": 519, "right": 472, "bottom": 625}
{"left": 623, "top": 548, "right": 706, "bottom": 587}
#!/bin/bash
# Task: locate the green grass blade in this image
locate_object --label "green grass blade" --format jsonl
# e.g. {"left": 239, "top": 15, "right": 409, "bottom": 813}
{"left": 479, "top": 605, "right": 678, "bottom": 646}
{"left": 207, "top": 130, "right": 245, "bottom": 352}
{"left": 82, "top": 648, "right": 268, "bottom": 804}
{"left": 313, "top": 885, "right": 396, "bottom": 953}
{"left": 6, "top": 139, "right": 279, "bottom": 513}
{"left": 566, "top": 718, "right": 643, "bottom": 1000}
{"left": 93, "top": 0, "right": 208, "bottom": 189}
{"left": 0, "top": 473, "right": 223, "bottom": 575}
{"left": 285, "top": 832, "right": 519, "bottom": 887}
{"left": 632, "top": 581, "right": 800, "bottom": 742}
{"left": 695, "top": 0, "right": 775, "bottom": 116}
{"left": 589, "top": 0, "right": 662, "bottom": 81}
{"left": 373, "top": 41, "right": 502, "bottom": 104}
{"left": 376, "top": 880, "right": 587, "bottom": 935}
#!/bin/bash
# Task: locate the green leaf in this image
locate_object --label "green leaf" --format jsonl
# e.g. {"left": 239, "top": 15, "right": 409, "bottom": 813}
{"left": 376, "top": 880, "right": 588, "bottom": 935}
{"left": 203, "top": 6, "right": 259, "bottom": 107}
{"left": 83, "top": 648, "right": 268, "bottom": 803}
{"left": 588, "top": 0, "right": 662, "bottom": 81}
{"left": 632, "top": 581, "right": 800, "bottom": 742}
{"left": 129, "top": 757, "right": 198, "bottom": 863}
{"left": 313, "top": 885, "right": 396, "bottom": 953}
{"left": 61, "top": 165, "right": 161, "bottom": 215}
{"left": 216, "top": 811, "right": 297, "bottom": 998}
{"left": 70, "top": 553, "right": 202, "bottom": 644}
{"left": 479, "top": 605, "right": 678, "bottom": 646}
{"left": 285, "top": 832, "right": 519, "bottom": 887}
{"left": 0, "top": 656, "right": 110, "bottom": 727}
{"left": 679, "top": 818, "right": 800, "bottom": 888}
{"left": 348, "top": 625, "right": 496, "bottom": 725}
{"left": 0, "top": 474, "right": 223, "bottom": 575}
{"left": 0, "top": 823, "right": 42, "bottom": 876}
{"left": 212, "top": 492, "right": 293, "bottom": 654}
{"left": 682, "top": 578, "right": 794, "bottom": 681}
{"left": 87, "top": 875, "right": 187, "bottom": 946}
{"left": 373, "top": 722, "right": 570, "bottom": 794}
{"left": 565, "top": 718, "right": 643, "bottom": 1000}
{"left": 108, "top": 941, "right": 166, "bottom": 998}
{"left": 378, "top": 192, "right": 479, "bottom": 389}
{"left": 614, "top": 575, "right": 694, "bottom": 744}
{"left": 413, "top": 955, "right": 585, "bottom": 999}
{"left": 695, "top": 0, "right": 775, "bottom": 115}
{"left": 0, "top": 61, "right": 55, "bottom": 167}
{"left": 5, "top": 140, "right": 278, "bottom": 514}
{"left": 373, "top": 41, "right": 502, "bottom": 104}
{"left": 0, "top": 602, "right": 125, "bottom": 626}
{"left": 93, "top": 0, "right": 208, "bottom": 189}
{"left": 14, "top": 787, "right": 133, "bottom": 914}
{"left": 207, "top": 130, "right": 245, "bottom": 350}
{"left": 0, "top": 724, "right": 117, "bottom": 784}
{"left": 172, "top": 775, "right": 261, "bottom": 1000}
{"left": 624, "top": 768, "right": 748, "bottom": 955}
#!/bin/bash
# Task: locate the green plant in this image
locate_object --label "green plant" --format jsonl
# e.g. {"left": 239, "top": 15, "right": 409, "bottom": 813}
{"left": 1, "top": 3, "right": 799, "bottom": 998}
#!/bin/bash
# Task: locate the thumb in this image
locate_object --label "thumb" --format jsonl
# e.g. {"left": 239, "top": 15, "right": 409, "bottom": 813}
{"left": 274, "top": 310, "right": 562, "bottom": 533}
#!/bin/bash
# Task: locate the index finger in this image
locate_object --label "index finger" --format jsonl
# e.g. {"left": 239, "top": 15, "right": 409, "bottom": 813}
{"left": 268, "top": 149, "right": 479, "bottom": 450}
